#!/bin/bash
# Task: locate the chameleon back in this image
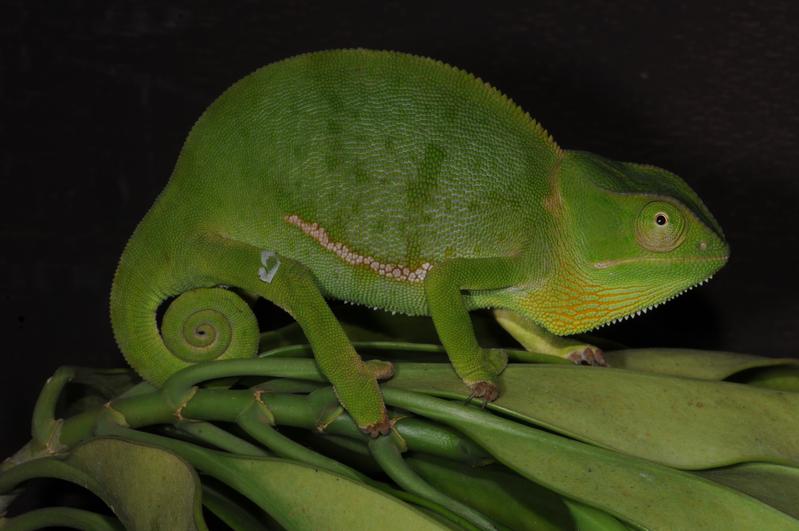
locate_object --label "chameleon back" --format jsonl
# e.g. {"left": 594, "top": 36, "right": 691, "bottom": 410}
{"left": 160, "top": 49, "right": 562, "bottom": 313}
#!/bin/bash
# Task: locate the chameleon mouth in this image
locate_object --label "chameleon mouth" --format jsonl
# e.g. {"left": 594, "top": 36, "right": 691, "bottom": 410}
{"left": 589, "top": 274, "right": 716, "bottom": 330}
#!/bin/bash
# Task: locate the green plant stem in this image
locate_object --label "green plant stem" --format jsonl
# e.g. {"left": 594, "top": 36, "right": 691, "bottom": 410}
{"left": 260, "top": 340, "right": 447, "bottom": 358}
{"left": 159, "top": 358, "right": 323, "bottom": 409}
{"left": 10, "top": 358, "right": 492, "bottom": 473}
{"left": 46, "top": 384, "right": 486, "bottom": 468}
{"left": 253, "top": 378, "right": 324, "bottom": 394}
{"left": 391, "top": 418, "right": 492, "bottom": 466}
{"left": 0, "top": 458, "right": 98, "bottom": 495}
{"left": 201, "top": 484, "right": 269, "bottom": 531}
{"left": 237, "top": 402, "right": 365, "bottom": 481}
{"left": 0, "top": 507, "right": 124, "bottom": 531}
{"left": 353, "top": 341, "right": 446, "bottom": 353}
{"left": 369, "top": 434, "right": 495, "bottom": 531}
{"left": 31, "top": 366, "right": 75, "bottom": 449}
{"left": 175, "top": 421, "right": 269, "bottom": 456}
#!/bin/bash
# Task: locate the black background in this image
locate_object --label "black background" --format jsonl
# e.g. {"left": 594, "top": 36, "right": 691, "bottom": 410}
{"left": 2, "top": 1, "right": 798, "bottom": 460}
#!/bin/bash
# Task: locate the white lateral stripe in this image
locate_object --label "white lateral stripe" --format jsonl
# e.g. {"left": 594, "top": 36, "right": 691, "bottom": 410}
{"left": 284, "top": 213, "right": 432, "bottom": 283}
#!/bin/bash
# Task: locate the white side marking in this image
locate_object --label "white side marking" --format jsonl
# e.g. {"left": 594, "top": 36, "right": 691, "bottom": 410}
{"left": 284, "top": 213, "right": 432, "bottom": 283}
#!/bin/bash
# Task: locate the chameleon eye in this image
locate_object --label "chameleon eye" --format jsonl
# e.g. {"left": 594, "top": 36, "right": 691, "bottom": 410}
{"left": 636, "top": 202, "right": 686, "bottom": 252}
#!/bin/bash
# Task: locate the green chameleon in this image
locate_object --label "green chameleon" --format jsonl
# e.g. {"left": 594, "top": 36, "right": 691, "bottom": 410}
{"left": 111, "top": 49, "right": 729, "bottom": 436}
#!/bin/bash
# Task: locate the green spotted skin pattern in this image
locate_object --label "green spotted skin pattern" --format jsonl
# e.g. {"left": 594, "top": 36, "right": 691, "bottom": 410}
{"left": 174, "top": 50, "right": 558, "bottom": 312}
{"left": 111, "top": 49, "right": 729, "bottom": 434}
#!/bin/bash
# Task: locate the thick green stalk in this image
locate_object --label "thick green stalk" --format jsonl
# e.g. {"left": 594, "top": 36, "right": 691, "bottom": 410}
{"left": 30, "top": 366, "right": 75, "bottom": 451}
{"left": 0, "top": 507, "right": 124, "bottom": 531}
{"left": 369, "top": 434, "right": 496, "bottom": 531}
{"left": 12, "top": 365, "right": 488, "bottom": 469}
{"left": 237, "top": 401, "right": 365, "bottom": 482}
{"left": 200, "top": 484, "right": 270, "bottom": 531}
{"left": 175, "top": 421, "right": 270, "bottom": 456}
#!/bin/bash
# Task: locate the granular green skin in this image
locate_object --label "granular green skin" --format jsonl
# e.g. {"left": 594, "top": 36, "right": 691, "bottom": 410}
{"left": 110, "top": 49, "right": 728, "bottom": 434}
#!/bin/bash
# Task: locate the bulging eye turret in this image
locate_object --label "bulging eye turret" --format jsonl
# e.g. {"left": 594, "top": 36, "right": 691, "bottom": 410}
{"left": 636, "top": 201, "right": 686, "bottom": 252}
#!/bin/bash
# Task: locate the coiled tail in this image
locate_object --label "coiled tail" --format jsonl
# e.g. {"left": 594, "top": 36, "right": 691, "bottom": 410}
{"left": 110, "top": 216, "right": 259, "bottom": 386}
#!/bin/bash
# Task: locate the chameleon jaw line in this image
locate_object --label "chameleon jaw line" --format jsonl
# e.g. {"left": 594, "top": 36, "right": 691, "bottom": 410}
{"left": 592, "top": 255, "right": 729, "bottom": 270}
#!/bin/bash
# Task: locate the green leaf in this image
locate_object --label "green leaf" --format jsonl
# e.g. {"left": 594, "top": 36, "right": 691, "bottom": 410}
{"left": 737, "top": 366, "right": 799, "bottom": 392}
{"left": 0, "top": 438, "right": 206, "bottom": 530}
{"left": 407, "top": 454, "right": 575, "bottom": 531}
{"left": 698, "top": 463, "right": 799, "bottom": 519}
{"left": 196, "top": 452, "right": 453, "bottom": 531}
{"left": 562, "top": 500, "right": 630, "bottom": 531}
{"left": 0, "top": 507, "right": 124, "bottom": 530}
{"left": 65, "top": 437, "right": 207, "bottom": 530}
{"left": 0, "top": 457, "right": 100, "bottom": 506}
{"left": 369, "top": 435, "right": 498, "bottom": 531}
{"left": 201, "top": 483, "right": 271, "bottom": 531}
{"left": 386, "top": 362, "right": 799, "bottom": 469}
{"left": 383, "top": 388, "right": 799, "bottom": 531}
{"left": 95, "top": 426, "right": 455, "bottom": 531}
{"left": 604, "top": 349, "right": 799, "bottom": 380}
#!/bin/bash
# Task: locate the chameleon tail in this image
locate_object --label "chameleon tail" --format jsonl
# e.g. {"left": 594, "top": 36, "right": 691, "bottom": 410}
{"left": 109, "top": 214, "right": 259, "bottom": 386}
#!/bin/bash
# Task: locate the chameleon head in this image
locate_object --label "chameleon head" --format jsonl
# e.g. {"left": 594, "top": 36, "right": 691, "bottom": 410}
{"left": 530, "top": 150, "right": 729, "bottom": 335}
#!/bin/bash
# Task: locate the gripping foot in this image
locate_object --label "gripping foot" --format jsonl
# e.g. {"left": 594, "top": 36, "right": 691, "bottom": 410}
{"left": 466, "top": 380, "right": 499, "bottom": 406}
{"left": 567, "top": 346, "right": 607, "bottom": 367}
{"left": 363, "top": 412, "right": 392, "bottom": 438}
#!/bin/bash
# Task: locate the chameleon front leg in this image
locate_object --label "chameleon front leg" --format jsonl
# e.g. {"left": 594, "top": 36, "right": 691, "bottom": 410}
{"left": 424, "top": 256, "right": 523, "bottom": 400}
{"left": 494, "top": 309, "right": 607, "bottom": 366}
{"left": 190, "top": 234, "right": 391, "bottom": 436}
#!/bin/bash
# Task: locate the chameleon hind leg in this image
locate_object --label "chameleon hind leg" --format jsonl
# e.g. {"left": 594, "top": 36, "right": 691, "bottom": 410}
{"left": 424, "top": 256, "right": 523, "bottom": 400}
{"left": 190, "top": 233, "right": 392, "bottom": 436}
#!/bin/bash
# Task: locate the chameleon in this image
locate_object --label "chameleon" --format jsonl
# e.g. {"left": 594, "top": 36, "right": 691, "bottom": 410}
{"left": 110, "top": 49, "right": 729, "bottom": 436}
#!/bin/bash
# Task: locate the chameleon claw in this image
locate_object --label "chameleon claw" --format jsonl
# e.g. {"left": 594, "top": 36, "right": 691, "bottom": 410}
{"left": 464, "top": 390, "right": 476, "bottom": 406}
{"left": 363, "top": 414, "right": 392, "bottom": 438}
{"left": 567, "top": 346, "right": 608, "bottom": 367}
{"left": 466, "top": 380, "right": 499, "bottom": 404}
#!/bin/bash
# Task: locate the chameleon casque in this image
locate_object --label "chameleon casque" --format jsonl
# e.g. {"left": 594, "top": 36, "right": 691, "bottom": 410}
{"left": 111, "top": 49, "right": 729, "bottom": 436}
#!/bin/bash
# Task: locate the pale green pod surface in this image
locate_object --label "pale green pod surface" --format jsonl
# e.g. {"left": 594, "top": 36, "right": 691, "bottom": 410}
{"left": 67, "top": 438, "right": 208, "bottom": 530}
{"left": 562, "top": 500, "right": 632, "bottom": 531}
{"left": 736, "top": 366, "right": 799, "bottom": 392}
{"left": 407, "top": 454, "right": 575, "bottom": 531}
{"left": 201, "top": 483, "right": 273, "bottom": 531}
{"left": 386, "top": 362, "right": 799, "bottom": 468}
{"left": 191, "top": 451, "right": 452, "bottom": 531}
{"left": 604, "top": 348, "right": 799, "bottom": 381}
{"left": 0, "top": 508, "right": 124, "bottom": 531}
{"left": 383, "top": 388, "right": 799, "bottom": 531}
{"left": 0, "top": 438, "right": 207, "bottom": 530}
{"left": 697, "top": 463, "right": 799, "bottom": 519}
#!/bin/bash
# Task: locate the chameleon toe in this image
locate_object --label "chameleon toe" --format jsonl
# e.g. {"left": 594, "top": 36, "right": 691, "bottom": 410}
{"left": 567, "top": 346, "right": 608, "bottom": 367}
{"left": 363, "top": 415, "right": 392, "bottom": 438}
{"left": 467, "top": 380, "right": 499, "bottom": 402}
